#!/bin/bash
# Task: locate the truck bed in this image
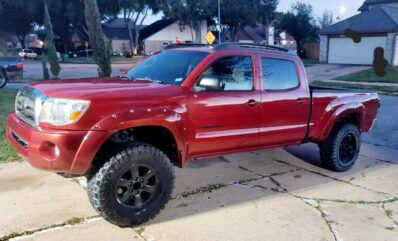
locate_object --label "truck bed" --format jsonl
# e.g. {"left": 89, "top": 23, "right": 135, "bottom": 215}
{"left": 307, "top": 85, "right": 379, "bottom": 142}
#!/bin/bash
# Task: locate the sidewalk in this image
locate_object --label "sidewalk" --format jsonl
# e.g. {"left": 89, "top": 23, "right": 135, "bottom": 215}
{"left": 324, "top": 79, "right": 398, "bottom": 87}
{"left": 1, "top": 144, "right": 397, "bottom": 241}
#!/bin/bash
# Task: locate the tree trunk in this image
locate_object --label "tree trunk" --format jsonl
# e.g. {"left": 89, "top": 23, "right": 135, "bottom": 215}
{"left": 83, "top": 0, "right": 111, "bottom": 77}
{"left": 190, "top": 21, "right": 195, "bottom": 43}
{"left": 127, "top": 26, "right": 134, "bottom": 54}
{"left": 17, "top": 35, "right": 26, "bottom": 49}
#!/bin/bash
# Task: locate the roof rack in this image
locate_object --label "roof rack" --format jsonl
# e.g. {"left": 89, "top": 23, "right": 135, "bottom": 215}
{"left": 164, "top": 42, "right": 297, "bottom": 55}
{"left": 214, "top": 42, "right": 295, "bottom": 55}
{"left": 164, "top": 43, "right": 211, "bottom": 50}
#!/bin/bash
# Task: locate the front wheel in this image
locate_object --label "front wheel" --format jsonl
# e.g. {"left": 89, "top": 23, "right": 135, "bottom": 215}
{"left": 0, "top": 70, "right": 8, "bottom": 89}
{"left": 87, "top": 143, "right": 175, "bottom": 227}
{"left": 319, "top": 123, "right": 361, "bottom": 172}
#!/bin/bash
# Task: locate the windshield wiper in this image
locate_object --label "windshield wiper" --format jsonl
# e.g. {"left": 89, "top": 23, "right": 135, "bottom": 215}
{"left": 129, "top": 76, "right": 163, "bottom": 84}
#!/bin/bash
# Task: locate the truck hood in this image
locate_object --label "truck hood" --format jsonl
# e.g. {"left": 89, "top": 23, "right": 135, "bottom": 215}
{"left": 30, "top": 77, "right": 169, "bottom": 99}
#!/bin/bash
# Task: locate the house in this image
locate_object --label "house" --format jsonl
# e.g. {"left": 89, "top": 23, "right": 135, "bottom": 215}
{"left": 320, "top": 0, "right": 398, "bottom": 66}
{"left": 140, "top": 19, "right": 208, "bottom": 54}
{"left": 102, "top": 18, "right": 148, "bottom": 55}
{"left": 236, "top": 24, "right": 297, "bottom": 50}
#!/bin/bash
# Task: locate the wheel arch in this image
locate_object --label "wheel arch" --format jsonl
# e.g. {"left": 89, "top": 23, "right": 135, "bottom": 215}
{"left": 320, "top": 103, "right": 364, "bottom": 140}
{"left": 72, "top": 123, "right": 186, "bottom": 176}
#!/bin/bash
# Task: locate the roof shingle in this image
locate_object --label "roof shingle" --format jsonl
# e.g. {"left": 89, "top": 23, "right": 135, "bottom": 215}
{"left": 321, "top": 6, "right": 398, "bottom": 35}
{"left": 359, "top": 0, "right": 398, "bottom": 11}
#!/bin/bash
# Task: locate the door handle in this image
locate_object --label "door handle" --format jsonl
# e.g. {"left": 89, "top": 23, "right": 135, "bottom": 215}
{"left": 296, "top": 98, "right": 307, "bottom": 106}
{"left": 247, "top": 99, "right": 260, "bottom": 107}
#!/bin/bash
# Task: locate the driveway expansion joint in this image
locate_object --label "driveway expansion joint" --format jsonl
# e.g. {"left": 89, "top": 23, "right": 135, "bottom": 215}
{"left": 0, "top": 216, "right": 101, "bottom": 241}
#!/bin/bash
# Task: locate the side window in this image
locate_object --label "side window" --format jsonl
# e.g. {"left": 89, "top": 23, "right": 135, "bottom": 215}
{"left": 197, "top": 56, "right": 254, "bottom": 91}
{"left": 261, "top": 58, "right": 299, "bottom": 91}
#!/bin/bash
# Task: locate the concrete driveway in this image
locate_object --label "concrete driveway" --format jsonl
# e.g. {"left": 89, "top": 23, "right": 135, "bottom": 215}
{"left": 306, "top": 64, "right": 370, "bottom": 82}
{"left": 2, "top": 94, "right": 397, "bottom": 241}
{"left": 1, "top": 143, "right": 397, "bottom": 241}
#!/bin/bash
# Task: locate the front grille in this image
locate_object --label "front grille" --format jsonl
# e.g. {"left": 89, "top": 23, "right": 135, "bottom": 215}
{"left": 11, "top": 130, "right": 29, "bottom": 149}
{"left": 15, "top": 86, "right": 45, "bottom": 126}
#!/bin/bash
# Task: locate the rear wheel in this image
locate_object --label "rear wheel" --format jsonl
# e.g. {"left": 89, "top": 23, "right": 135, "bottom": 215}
{"left": 87, "top": 143, "right": 175, "bottom": 227}
{"left": 319, "top": 123, "right": 361, "bottom": 172}
{"left": 0, "top": 70, "right": 8, "bottom": 89}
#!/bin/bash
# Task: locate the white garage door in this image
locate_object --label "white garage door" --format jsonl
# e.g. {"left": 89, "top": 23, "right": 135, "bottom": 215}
{"left": 328, "top": 37, "right": 387, "bottom": 65}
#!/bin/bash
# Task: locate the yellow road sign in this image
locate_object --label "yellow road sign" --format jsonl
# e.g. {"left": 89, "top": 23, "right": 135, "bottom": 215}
{"left": 205, "top": 31, "right": 216, "bottom": 45}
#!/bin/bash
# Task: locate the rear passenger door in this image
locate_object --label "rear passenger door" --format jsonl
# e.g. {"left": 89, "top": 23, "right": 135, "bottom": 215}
{"left": 258, "top": 55, "right": 310, "bottom": 146}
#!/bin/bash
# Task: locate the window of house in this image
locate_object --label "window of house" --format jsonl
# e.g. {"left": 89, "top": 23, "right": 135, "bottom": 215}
{"left": 198, "top": 56, "right": 254, "bottom": 91}
{"left": 261, "top": 58, "right": 299, "bottom": 90}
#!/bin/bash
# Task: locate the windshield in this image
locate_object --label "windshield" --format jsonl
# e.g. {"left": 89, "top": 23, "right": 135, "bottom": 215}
{"left": 127, "top": 50, "right": 208, "bottom": 85}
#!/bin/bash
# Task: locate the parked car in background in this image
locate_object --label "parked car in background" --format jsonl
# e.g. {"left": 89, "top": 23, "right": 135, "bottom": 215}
{"left": 0, "top": 57, "right": 23, "bottom": 88}
{"left": 18, "top": 49, "right": 38, "bottom": 59}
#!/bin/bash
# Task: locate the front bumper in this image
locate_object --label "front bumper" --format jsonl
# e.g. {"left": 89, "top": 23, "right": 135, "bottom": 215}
{"left": 6, "top": 113, "right": 111, "bottom": 175}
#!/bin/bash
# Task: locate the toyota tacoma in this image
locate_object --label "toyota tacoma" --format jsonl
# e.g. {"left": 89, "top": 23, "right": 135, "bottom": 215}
{"left": 6, "top": 43, "right": 379, "bottom": 226}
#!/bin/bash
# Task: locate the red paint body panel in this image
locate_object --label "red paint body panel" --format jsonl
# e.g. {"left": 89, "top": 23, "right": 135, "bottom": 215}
{"left": 6, "top": 47, "right": 380, "bottom": 175}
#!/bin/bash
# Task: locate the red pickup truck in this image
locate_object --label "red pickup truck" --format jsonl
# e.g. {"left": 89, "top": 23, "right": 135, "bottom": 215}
{"left": 6, "top": 43, "right": 379, "bottom": 226}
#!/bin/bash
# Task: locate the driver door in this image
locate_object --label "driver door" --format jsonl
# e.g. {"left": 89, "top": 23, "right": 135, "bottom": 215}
{"left": 188, "top": 54, "right": 261, "bottom": 157}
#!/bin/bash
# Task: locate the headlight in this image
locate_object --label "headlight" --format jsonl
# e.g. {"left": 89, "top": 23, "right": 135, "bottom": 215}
{"left": 39, "top": 98, "right": 90, "bottom": 126}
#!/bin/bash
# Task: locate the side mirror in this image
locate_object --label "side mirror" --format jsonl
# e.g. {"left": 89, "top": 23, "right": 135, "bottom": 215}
{"left": 197, "top": 76, "right": 225, "bottom": 91}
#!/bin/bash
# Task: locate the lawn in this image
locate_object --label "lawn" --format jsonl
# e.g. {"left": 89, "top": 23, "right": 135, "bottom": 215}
{"left": 302, "top": 59, "right": 319, "bottom": 67}
{"left": 311, "top": 81, "right": 398, "bottom": 95}
{"left": 61, "top": 56, "right": 140, "bottom": 64}
{"left": 336, "top": 66, "right": 398, "bottom": 83}
{"left": 0, "top": 89, "right": 20, "bottom": 162}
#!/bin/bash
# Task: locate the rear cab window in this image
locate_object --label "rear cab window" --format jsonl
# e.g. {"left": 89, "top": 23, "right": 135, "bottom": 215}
{"left": 260, "top": 58, "right": 299, "bottom": 91}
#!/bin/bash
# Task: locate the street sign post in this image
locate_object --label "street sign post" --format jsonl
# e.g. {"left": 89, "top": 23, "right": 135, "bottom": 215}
{"left": 85, "top": 42, "right": 89, "bottom": 60}
{"left": 205, "top": 31, "right": 216, "bottom": 45}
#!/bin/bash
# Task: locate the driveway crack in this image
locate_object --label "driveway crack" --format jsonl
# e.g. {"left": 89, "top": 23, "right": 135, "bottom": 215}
{"left": 1, "top": 216, "right": 100, "bottom": 241}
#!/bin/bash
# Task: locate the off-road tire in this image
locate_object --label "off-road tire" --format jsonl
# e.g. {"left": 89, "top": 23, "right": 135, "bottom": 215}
{"left": 87, "top": 143, "right": 175, "bottom": 227}
{"left": 319, "top": 123, "right": 361, "bottom": 172}
{"left": 0, "top": 70, "right": 8, "bottom": 89}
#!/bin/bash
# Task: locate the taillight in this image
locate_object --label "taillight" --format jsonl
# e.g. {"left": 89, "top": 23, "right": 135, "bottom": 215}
{"left": 17, "top": 62, "right": 24, "bottom": 70}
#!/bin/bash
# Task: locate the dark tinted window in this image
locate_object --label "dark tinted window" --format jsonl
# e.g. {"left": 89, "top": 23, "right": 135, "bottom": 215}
{"left": 198, "top": 56, "right": 253, "bottom": 91}
{"left": 261, "top": 58, "right": 299, "bottom": 90}
{"left": 127, "top": 50, "right": 208, "bottom": 85}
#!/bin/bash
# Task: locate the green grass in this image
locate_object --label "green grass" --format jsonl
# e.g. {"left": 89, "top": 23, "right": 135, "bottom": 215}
{"left": 0, "top": 89, "right": 20, "bottom": 162}
{"left": 311, "top": 81, "right": 398, "bottom": 95}
{"left": 302, "top": 59, "right": 319, "bottom": 67}
{"left": 61, "top": 56, "right": 139, "bottom": 64}
{"left": 336, "top": 67, "right": 398, "bottom": 83}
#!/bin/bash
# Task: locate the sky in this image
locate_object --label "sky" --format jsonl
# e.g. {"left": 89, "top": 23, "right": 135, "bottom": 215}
{"left": 142, "top": 0, "right": 365, "bottom": 25}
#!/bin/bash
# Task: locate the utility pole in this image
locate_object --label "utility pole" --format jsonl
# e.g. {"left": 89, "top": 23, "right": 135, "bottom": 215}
{"left": 218, "top": 0, "right": 221, "bottom": 44}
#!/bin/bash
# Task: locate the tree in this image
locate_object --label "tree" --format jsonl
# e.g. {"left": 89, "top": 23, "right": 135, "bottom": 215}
{"left": 0, "top": 0, "right": 42, "bottom": 48}
{"left": 84, "top": 0, "right": 112, "bottom": 76}
{"left": 43, "top": 3, "right": 61, "bottom": 78}
{"left": 162, "top": 0, "right": 215, "bottom": 43}
{"left": 318, "top": 10, "right": 334, "bottom": 30}
{"left": 99, "top": 0, "right": 159, "bottom": 54}
{"left": 220, "top": 0, "right": 260, "bottom": 41}
{"left": 43, "top": 0, "right": 86, "bottom": 52}
{"left": 276, "top": 2, "right": 320, "bottom": 57}
{"left": 257, "top": 0, "right": 279, "bottom": 44}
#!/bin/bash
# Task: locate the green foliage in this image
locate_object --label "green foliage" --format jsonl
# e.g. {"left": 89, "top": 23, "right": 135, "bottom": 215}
{"left": 44, "top": 3, "right": 61, "bottom": 78}
{"left": 336, "top": 67, "right": 398, "bottom": 83}
{"left": 220, "top": 0, "right": 278, "bottom": 41}
{"left": 0, "top": 0, "right": 42, "bottom": 48}
{"left": 84, "top": 0, "right": 112, "bottom": 77}
{"left": 0, "top": 89, "right": 20, "bottom": 162}
{"left": 41, "top": 0, "right": 86, "bottom": 52}
{"left": 163, "top": 0, "right": 215, "bottom": 42}
{"left": 276, "top": 2, "right": 320, "bottom": 57}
